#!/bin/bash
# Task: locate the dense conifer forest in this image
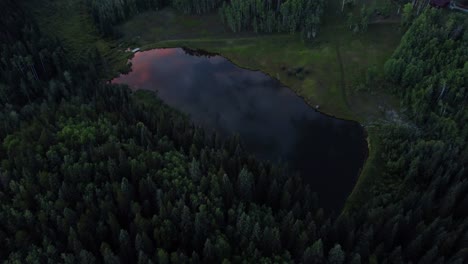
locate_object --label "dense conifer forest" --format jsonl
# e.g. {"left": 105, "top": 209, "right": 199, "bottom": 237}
{"left": 1, "top": 0, "right": 467, "bottom": 263}
{"left": 219, "top": 0, "right": 324, "bottom": 37}
{"left": 85, "top": 0, "right": 325, "bottom": 37}
{"left": 344, "top": 10, "right": 468, "bottom": 263}
{"left": 86, "top": 0, "right": 228, "bottom": 35}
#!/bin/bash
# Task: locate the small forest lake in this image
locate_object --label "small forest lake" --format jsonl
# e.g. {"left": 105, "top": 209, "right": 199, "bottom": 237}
{"left": 113, "top": 48, "right": 368, "bottom": 211}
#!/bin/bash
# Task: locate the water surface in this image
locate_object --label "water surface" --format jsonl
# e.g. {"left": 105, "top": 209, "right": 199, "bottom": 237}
{"left": 113, "top": 48, "right": 367, "bottom": 210}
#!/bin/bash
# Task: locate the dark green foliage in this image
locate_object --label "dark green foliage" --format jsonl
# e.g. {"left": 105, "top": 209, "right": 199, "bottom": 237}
{"left": 328, "top": 244, "right": 345, "bottom": 264}
{"left": 1, "top": 1, "right": 468, "bottom": 263}
{"left": 86, "top": 0, "right": 167, "bottom": 35}
{"left": 86, "top": 0, "right": 223, "bottom": 35}
{"left": 0, "top": 2, "right": 73, "bottom": 107}
{"left": 346, "top": 4, "right": 371, "bottom": 33}
{"left": 338, "top": 9, "right": 468, "bottom": 264}
{"left": 219, "top": 0, "right": 325, "bottom": 38}
{"left": 85, "top": 0, "right": 326, "bottom": 38}
{"left": 0, "top": 1, "right": 328, "bottom": 262}
{"left": 171, "top": 0, "right": 224, "bottom": 14}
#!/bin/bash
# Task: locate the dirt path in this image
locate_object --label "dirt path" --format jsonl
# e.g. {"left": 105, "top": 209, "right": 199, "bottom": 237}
{"left": 335, "top": 45, "right": 352, "bottom": 110}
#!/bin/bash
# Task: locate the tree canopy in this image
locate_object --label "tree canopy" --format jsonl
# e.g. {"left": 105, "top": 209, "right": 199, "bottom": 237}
{"left": 1, "top": 0, "right": 467, "bottom": 263}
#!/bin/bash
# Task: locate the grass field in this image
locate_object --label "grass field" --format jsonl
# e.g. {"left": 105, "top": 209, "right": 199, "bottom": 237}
{"left": 119, "top": 5, "right": 401, "bottom": 122}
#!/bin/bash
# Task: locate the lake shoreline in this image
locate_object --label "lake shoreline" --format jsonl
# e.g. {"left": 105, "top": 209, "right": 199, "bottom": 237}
{"left": 118, "top": 46, "right": 372, "bottom": 211}
{"left": 113, "top": 47, "right": 369, "bottom": 211}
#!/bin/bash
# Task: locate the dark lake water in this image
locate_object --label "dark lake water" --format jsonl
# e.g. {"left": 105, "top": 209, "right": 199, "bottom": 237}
{"left": 113, "top": 48, "right": 368, "bottom": 211}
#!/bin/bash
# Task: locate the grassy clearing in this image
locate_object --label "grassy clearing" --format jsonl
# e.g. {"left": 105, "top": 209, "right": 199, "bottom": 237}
{"left": 120, "top": 5, "right": 402, "bottom": 121}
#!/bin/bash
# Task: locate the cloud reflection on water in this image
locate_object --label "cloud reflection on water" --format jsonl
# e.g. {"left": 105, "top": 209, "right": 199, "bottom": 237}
{"left": 113, "top": 48, "right": 367, "bottom": 211}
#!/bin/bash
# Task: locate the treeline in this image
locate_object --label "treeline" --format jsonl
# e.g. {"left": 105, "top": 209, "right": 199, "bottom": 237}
{"left": 219, "top": 0, "right": 325, "bottom": 38}
{"left": 337, "top": 9, "right": 468, "bottom": 263}
{"left": 171, "top": 0, "right": 224, "bottom": 14}
{"left": 86, "top": 0, "right": 223, "bottom": 35}
{"left": 382, "top": 9, "right": 468, "bottom": 210}
{"left": 86, "top": 0, "right": 326, "bottom": 38}
{"left": 86, "top": 0, "right": 167, "bottom": 35}
{"left": 0, "top": 1, "right": 69, "bottom": 107}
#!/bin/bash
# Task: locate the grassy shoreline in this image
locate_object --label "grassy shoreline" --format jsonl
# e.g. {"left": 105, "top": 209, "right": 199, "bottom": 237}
{"left": 343, "top": 126, "right": 382, "bottom": 213}
{"left": 124, "top": 37, "right": 399, "bottom": 212}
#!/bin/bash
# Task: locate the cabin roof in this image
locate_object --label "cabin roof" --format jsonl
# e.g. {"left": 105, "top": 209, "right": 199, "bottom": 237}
{"left": 431, "top": 0, "right": 451, "bottom": 7}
